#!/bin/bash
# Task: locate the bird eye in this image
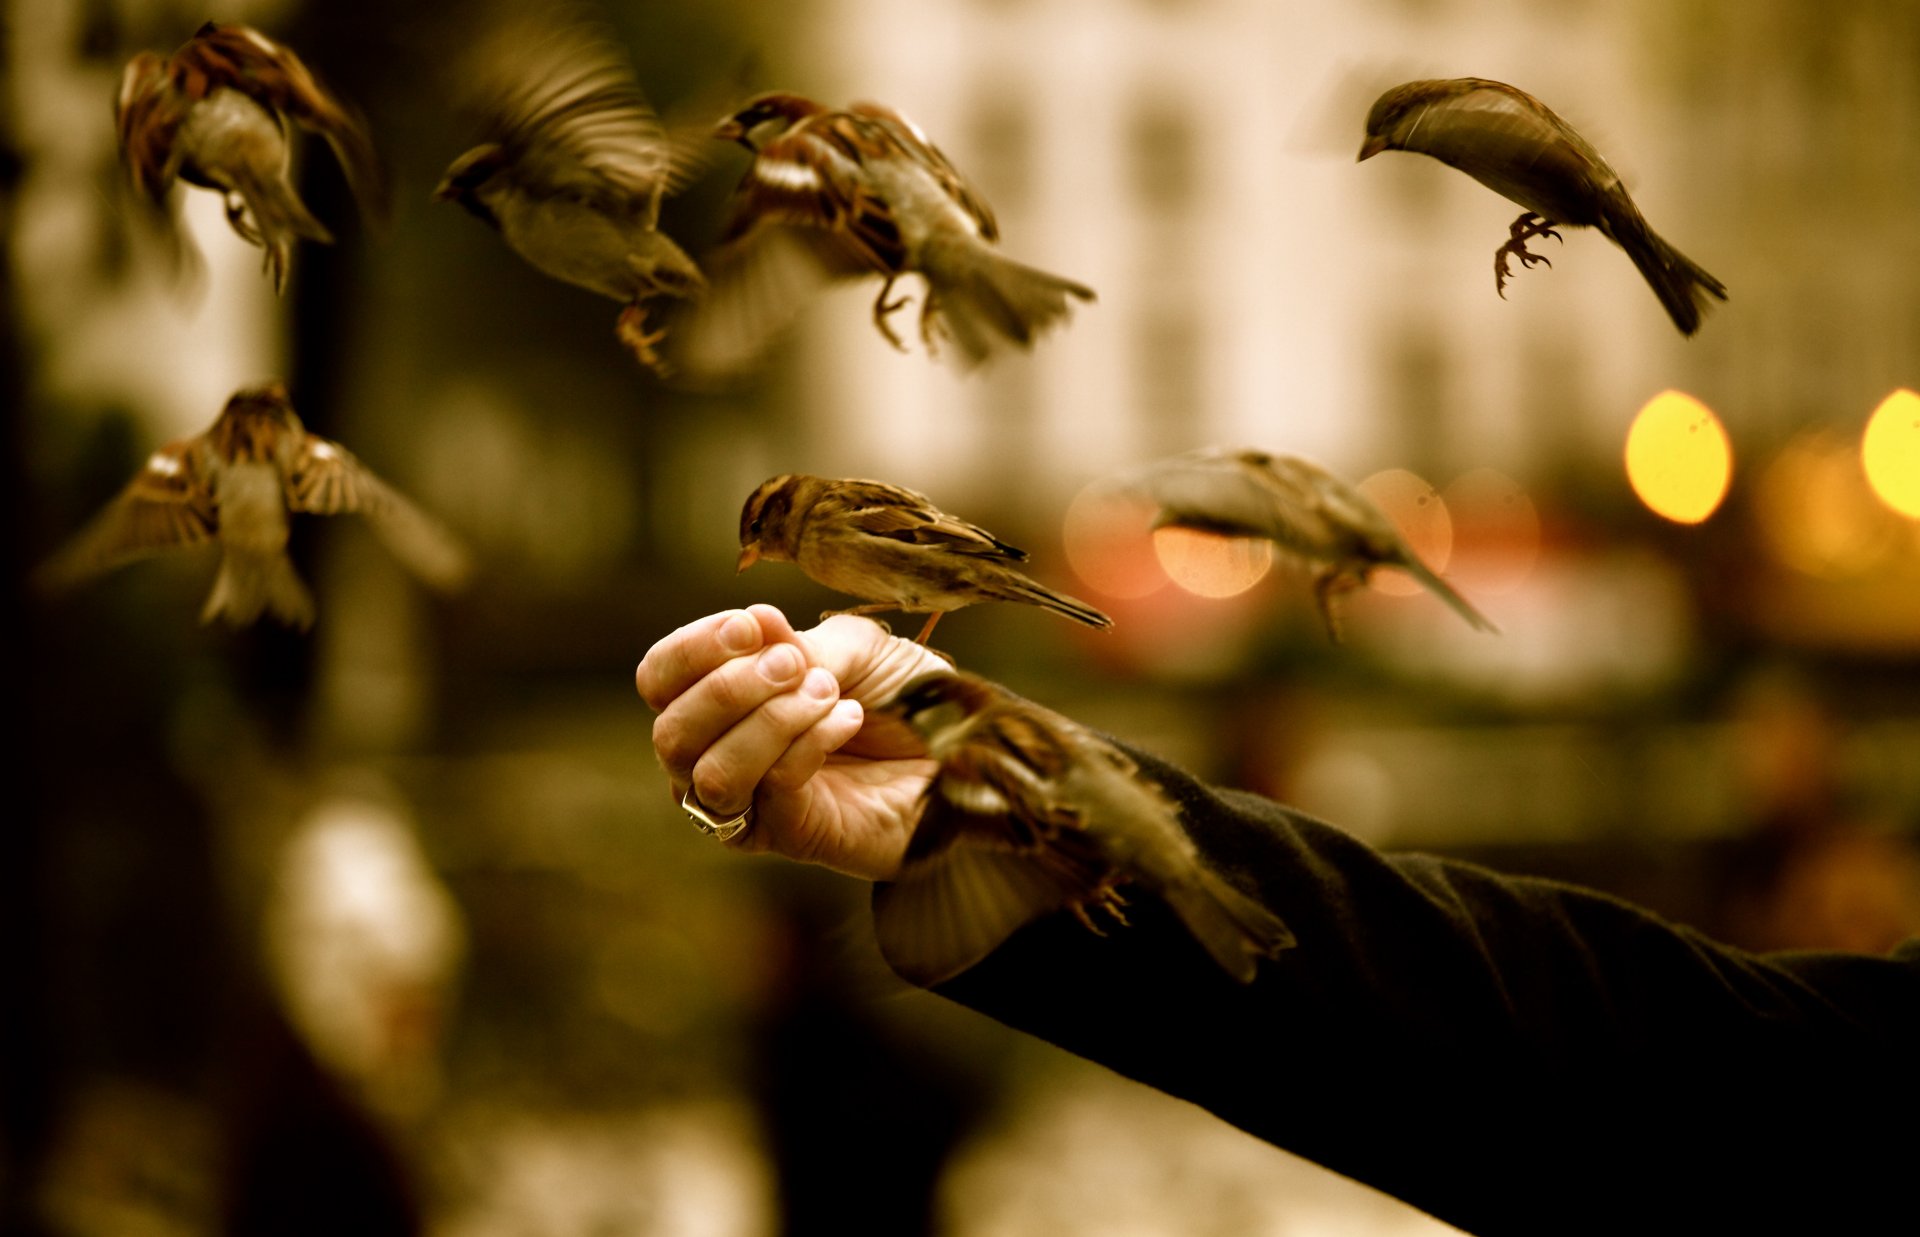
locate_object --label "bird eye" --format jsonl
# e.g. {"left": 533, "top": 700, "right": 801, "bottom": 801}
{"left": 750, "top": 516, "right": 764, "bottom": 535}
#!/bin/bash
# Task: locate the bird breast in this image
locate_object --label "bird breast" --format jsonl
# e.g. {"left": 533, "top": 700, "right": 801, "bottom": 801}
{"left": 211, "top": 460, "right": 292, "bottom": 555}
{"left": 175, "top": 88, "right": 290, "bottom": 188}
{"left": 489, "top": 190, "right": 659, "bottom": 301}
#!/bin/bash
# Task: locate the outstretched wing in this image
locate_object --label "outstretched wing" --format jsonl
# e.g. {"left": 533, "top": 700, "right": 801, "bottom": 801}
{"left": 285, "top": 433, "right": 471, "bottom": 591}
{"left": 34, "top": 440, "right": 217, "bottom": 592}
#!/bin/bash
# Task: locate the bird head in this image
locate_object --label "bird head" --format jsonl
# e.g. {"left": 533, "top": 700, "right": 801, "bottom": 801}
{"left": 433, "top": 145, "right": 506, "bottom": 226}
{"left": 213, "top": 381, "right": 301, "bottom": 460}
{"left": 715, "top": 92, "right": 823, "bottom": 152}
{"left": 736, "top": 473, "right": 808, "bottom": 570}
{"left": 1358, "top": 80, "right": 1450, "bottom": 160}
{"left": 879, "top": 670, "right": 1001, "bottom": 746}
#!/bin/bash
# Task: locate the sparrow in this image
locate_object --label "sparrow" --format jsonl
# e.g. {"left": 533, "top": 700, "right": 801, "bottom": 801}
{"left": 434, "top": 14, "right": 708, "bottom": 376}
{"left": 35, "top": 382, "right": 470, "bottom": 631}
{"left": 873, "top": 669, "right": 1295, "bottom": 986}
{"left": 736, "top": 473, "right": 1113, "bottom": 644}
{"left": 1358, "top": 77, "right": 1726, "bottom": 336}
{"left": 1110, "top": 446, "right": 1497, "bottom": 642}
{"left": 116, "top": 21, "right": 387, "bottom": 293}
{"left": 689, "top": 92, "right": 1094, "bottom": 371}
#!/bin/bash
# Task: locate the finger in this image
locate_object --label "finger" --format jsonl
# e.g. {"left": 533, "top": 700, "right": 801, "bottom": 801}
{"left": 745, "top": 602, "right": 803, "bottom": 650}
{"left": 686, "top": 665, "right": 841, "bottom": 817}
{"left": 654, "top": 640, "right": 809, "bottom": 784}
{"left": 637, "top": 608, "right": 764, "bottom": 711}
{"left": 759, "top": 698, "right": 865, "bottom": 798}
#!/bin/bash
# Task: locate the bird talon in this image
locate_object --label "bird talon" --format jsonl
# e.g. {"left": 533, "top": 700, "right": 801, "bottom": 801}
{"left": 871, "top": 278, "right": 911, "bottom": 352}
{"left": 616, "top": 304, "right": 673, "bottom": 376}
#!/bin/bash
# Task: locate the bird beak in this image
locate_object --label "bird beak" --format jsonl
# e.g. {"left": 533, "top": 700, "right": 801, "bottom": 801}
{"left": 714, "top": 118, "right": 750, "bottom": 150}
{"left": 735, "top": 544, "right": 760, "bottom": 573}
{"left": 1357, "top": 135, "right": 1388, "bottom": 162}
{"left": 430, "top": 176, "right": 457, "bottom": 202}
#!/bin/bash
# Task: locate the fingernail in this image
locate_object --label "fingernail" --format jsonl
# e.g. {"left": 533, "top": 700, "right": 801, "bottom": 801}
{"left": 831, "top": 698, "right": 863, "bottom": 727}
{"left": 757, "top": 643, "right": 802, "bottom": 682}
{"left": 719, "top": 611, "right": 760, "bottom": 654}
{"left": 801, "top": 667, "right": 837, "bottom": 701}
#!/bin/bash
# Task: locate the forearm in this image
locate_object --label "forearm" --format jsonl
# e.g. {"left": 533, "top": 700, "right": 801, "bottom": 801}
{"left": 925, "top": 744, "right": 1920, "bottom": 1234}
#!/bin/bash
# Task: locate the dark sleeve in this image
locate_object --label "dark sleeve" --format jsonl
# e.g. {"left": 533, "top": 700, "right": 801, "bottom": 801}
{"left": 928, "top": 745, "right": 1920, "bottom": 1237}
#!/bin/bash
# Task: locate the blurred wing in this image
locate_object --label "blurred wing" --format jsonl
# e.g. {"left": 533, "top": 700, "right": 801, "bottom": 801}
{"left": 116, "top": 52, "right": 185, "bottom": 202}
{"left": 463, "top": 15, "right": 670, "bottom": 209}
{"left": 873, "top": 712, "right": 1105, "bottom": 987}
{"left": 847, "top": 101, "right": 997, "bottom": 240}
{"left": 1402, "top": 79, "right": 1612, "bottom": 191}
{"left": 1123, "top": 448, "right": 1339, "bottom": 557}
{"left": 179, "top": 23, "right": 389, "bottom": 222}
{"left": 285, "top": 435, "right": 472, "bottom": 591}
{"left": 34, "top": 441, "right": 216, "bottom": 592}
{"left": 721, "top": 117, "right": 905, "bottom": 274}
{"left": 664, "top": 226, "right": 839, "bottom": 382}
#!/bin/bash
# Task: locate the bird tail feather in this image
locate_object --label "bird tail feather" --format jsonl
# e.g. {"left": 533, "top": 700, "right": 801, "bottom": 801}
{"left": 1004, "top": 577, "right": 1113, "bottom": 630}
{"left": 1161, "top": 869, "right": 1296, "bottom": 984}
{"left": 1609, "top": 208, "right": 1726, "bottom": 337}
{"left": 202, "top": 554, "right": 314, "bottom": 630}
{"left": 1398, "top": 557, "right": 1498, "bottom": 634}
{"left": 919, "top": 235, "right": 1094, "bottom": 367}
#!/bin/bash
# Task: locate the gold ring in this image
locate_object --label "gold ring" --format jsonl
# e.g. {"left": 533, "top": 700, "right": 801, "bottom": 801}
{"left": 681, "top": 789, "right": 752, "bottom": 842}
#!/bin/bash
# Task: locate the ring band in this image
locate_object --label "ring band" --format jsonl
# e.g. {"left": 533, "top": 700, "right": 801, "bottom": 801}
{"left": 682, "top": 789, "right": 752, "bottom": 842}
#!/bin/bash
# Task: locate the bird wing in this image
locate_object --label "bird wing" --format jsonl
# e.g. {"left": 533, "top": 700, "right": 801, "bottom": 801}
{"left": 284, "top": 434, "right": 472, "bottom": 591}
{"left": 826, "top": 481, "right": 1028, "bottom": 560}
{"left": 873, "top": 706, "right": 1108, "bottom": 986}
{"left": 175, "top": 23, "right": 389, "bottom": 222}
{"left": 1123, "top": 448, "right": 1341, "bottom": 559}
{"left": 462, "top": 16, "right": 686, "bottom": 212}
{"left": 1398, "top": 79, "right": 1616, "bottom": 217}
{"left": 115, "top": 52, "right": 188, "bottom": 202}
{"left": 847, "top": 101, "right": 998, "bottom": 241}
{"left": 719, "top": 112, "right": 907, "bottom": 274}
{"left": 34, "top": 440, "right": 217, "bottom": 592}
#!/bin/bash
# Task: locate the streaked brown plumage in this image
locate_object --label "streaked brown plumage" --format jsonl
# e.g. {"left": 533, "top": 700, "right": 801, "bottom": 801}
{"left": 434, "top": 13, "right": 709, "bottom": 375}
{"left": 736, "top": 473, "right": 1112, "bottom": 644}
{"left": 874, "top": 669, "right": 1295, "bottom": 986}
{"left": 1359, "top": 77, "right": 1725, "bottom": 336}
{"left": 116, "top": 21, "right": 387, "bottom": 292}
{"left": 1111, "top": 446, "right": 1497, "bottom": 642}
{"left": 681, "top": 92, "right": 1093, "bottom": 375}
{"left": 35, "top": 382, "right": 469, "bottom": 630}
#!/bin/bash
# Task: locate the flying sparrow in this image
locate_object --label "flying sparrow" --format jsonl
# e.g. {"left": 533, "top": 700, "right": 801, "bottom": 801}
{"left": 434, "top": 14, "right": 709, "bottom": 376}
{"left": 873, "top": 669, "right": 1295, "bottom": 986}
{"left": 688, "top": 92, "right": 1094, "bottom": 372}
{"left": 35, "top": 382, "right": 470, "bottom": 631}
{"left": 116, "top": 21, "right": 387, "bottom": 293}
{"left": 1358, "top": 77, "right": 1726, "bottom": 336}
{"left": 736, "top": 473, "right": 1113, "bottom": 644}
{"left": 1110, "top": 446, "right": 1497, "bottom": 642}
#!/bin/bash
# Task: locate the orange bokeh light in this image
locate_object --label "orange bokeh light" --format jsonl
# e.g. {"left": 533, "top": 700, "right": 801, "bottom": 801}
{"left": 1624, "top": 390, "right": 1732, "bottom": 524}
{"left": 1061, "top": 484, "right": 1169, "bottom": 600}
{"left": 1442, "top": 468, "right": 1541, "bottom": 595}
{"left": 1151, "top": 526, "right": 1274, "bottom": 599}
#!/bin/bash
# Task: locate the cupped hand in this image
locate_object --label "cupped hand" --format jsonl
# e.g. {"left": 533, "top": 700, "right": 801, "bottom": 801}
{"left": 636, "top": 605, "right": 950, "bottom": 880}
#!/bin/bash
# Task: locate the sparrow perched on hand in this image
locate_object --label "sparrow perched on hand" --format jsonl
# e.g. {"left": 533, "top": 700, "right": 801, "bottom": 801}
{"left": 1111, "top": 447, "right": 1497, "bottom": 642}
{"left": 874, "top": 670, "right": 1294, "bottom": 986}
{"left": 688, "top": 92, "right": 1094, "bottom": 372}
{"left": 1358, "top": 77, "right": 1726, "bottom": 336}
{"left": 434, "top": 15, "right": 708, "bottom": 376}
{"left": 35, "top": 382, "right": 470, "bottom": 631}
{"left": 736, "top": 473, "right": 1112, "bottom": 644}
{"left": 116, "top": 21, "right": 387, "bottom": 292}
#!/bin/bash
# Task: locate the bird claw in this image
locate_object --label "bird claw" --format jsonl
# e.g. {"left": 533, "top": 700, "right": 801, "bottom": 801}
{"left": 1071, "top": 887, "right": 1130, "bottom": 936}
{"left": 616, "top": 303, "right": 673, "bottom": 377}
{"left": 1492, "top": 213, "right": 1562, "bottom": 299}
{"left": 871, "top": 278, "right": 911, "bottom": 352}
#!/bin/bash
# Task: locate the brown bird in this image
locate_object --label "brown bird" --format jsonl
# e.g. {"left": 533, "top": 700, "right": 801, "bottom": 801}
{"left": 35, "top": 382, "right": 470, "bottom": 630}
{"left": 874, "top": 669, "right": 1295, "bottom": 986}
{"left": 434, "top": 15, "right": 709, "bottom": 376}
{"left": 1358, "top": 77, "right": 1726, "bottom": 336}
{"left": 1111, "top": 446, "right": 1497, "bottom": 642}
{"left": 736, "top": 473, "right": 1112, "bottom": 644}
{"left": 116, "top": 21, "right": 386, "bottom": 292}
{"left": 685, "top": 92, "right": 1093, "bottom": 373}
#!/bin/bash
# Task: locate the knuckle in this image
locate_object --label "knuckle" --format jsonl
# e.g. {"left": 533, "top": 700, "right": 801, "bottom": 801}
{"left": 690, "top": 761, "right": 742, "bottom": 815}
{"left": 652, "top": 714, "right": 695, "bottom": 769}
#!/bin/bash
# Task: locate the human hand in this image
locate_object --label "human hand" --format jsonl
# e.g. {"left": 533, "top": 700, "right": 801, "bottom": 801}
{"left": 636, "top": 604, "right": 949, "bottom": 880}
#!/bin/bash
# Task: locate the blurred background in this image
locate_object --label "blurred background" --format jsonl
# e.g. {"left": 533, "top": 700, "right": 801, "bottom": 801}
{"left": 5, "top": 0, "right": 1919, "bottom": 1232}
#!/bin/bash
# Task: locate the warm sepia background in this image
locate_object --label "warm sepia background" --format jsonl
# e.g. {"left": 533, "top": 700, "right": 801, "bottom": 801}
{"left": 6, "top": 0, "right": 1919, "bottom": 1232}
